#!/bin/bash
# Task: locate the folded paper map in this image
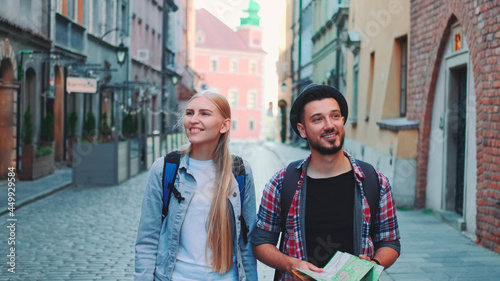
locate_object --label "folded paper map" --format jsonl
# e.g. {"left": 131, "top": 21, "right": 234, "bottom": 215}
{"left": 292, "top": 251, "right": 384, "bottom": 281}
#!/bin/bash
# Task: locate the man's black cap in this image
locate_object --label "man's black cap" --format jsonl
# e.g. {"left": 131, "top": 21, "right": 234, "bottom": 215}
{"left": 289, "top": 84, "right": 348, "bottom": 137}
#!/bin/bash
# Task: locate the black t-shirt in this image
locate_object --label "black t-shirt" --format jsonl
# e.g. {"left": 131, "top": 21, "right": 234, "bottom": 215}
{"left": 305, "top": 170, "right": 355, "bottom": 268}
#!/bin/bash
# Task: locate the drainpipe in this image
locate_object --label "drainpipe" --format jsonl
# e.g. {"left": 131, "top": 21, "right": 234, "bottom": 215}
{"left": 298, "top": 0, "right": 303, "bottom": 84}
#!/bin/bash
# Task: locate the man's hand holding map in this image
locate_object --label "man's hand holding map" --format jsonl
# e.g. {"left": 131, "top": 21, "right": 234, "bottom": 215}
{"left": 292, "top": 252, "right": 384, "bottom": 281}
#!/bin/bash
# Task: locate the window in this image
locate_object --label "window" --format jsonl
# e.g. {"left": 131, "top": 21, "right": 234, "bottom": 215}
{"left": 196, "top": 31, "right": 205, "bottom": 44}
{"left": 232, "top": 118, "right": 238, "bottom": 131}
{"left": 249, "top": 60, "right": 257, "bottom": 74}
{"left": 67, "top": 0, "right": 75, "bottom": 20}
{"left": 399, "top": 36, "right": 408, "bottom": 116}
{"left": 365, "top": 52, "right": 375, "bottom": 121}
{"left": 210, "top": 57, "right": 219, "bottom": 72}
{"left": 121, "top": 4, "right": 127, "bottom": 35}
{"left": 351, "top": 60, "right": 359, "bottom": 124}
{"left": 105, "top": 0, "right": 115, "bottom": 38}
{"left": 230, "top": 59, "right": 238, "bottom": 73}
{"left": 247, "top": 89, "right": 257, "bottom": 109}
{"left": 283, "top": 61, "right": 289, "bottom": 73}
{"left": 56, "top": 0, "right": 63, "bottom": 14}
{"left": 249, "top": 118, "right": 255, "bottom": 131}
{"left": 228, "top": 88, "right": 238, "bottom": 108}
{"left": 91, "top": 0, "right": 101, "bottom": 35}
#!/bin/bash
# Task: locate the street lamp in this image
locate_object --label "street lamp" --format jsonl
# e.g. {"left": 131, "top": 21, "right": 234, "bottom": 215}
{"left": 116, "top": 42, "right": 128, "bottom": 66}
{"left": 281, "top": 82, "right": 287, "bottom": 92}
{"left": 171, "top": 75, "right": 179, "bottom": 85}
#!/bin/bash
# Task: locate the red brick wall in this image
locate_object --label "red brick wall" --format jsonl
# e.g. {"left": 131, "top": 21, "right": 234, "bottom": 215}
{"left": 409, "top": 0, "right": 500, "bottom": 254}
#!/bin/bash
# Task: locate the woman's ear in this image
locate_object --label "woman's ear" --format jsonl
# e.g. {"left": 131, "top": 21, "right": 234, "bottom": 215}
{"left": 220, "top": 118, "right": 231, "bottom": 134}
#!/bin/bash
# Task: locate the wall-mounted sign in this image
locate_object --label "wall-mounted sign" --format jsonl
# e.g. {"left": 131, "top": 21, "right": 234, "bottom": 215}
{"left": 66, "top": 77, "right": 97, "bottom": 93}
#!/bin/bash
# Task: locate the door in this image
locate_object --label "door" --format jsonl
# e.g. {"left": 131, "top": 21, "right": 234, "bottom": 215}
{"left": 454, "top": 68, "right": 467, "bottom": 215}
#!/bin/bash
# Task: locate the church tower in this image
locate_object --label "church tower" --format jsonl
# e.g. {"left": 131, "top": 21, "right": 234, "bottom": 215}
{"left": 236, "top": 0, "right": 263, "bottom": 49}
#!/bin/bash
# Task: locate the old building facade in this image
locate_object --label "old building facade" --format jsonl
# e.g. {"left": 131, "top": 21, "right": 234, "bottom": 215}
{"left": 409, "top": 0, "right": 500, "bottom": 253}
{"left": 278, "top": 0, "right": 499, "bottom": 254}
{"left": 0, "top": 0, "right": 51, "bottom": 177}
{"left": 194, "top": 2, "right": 265, "bottom": 141}
{"left": 343, "top": 0, "right": 416, "bottom": 210}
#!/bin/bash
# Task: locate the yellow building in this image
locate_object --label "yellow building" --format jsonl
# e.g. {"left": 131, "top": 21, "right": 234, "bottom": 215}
{"left": 343, "top": 0, "right": 417, "bottom": 208}
{"left": 276, "top": 0, "right": 294, "bottom": 143}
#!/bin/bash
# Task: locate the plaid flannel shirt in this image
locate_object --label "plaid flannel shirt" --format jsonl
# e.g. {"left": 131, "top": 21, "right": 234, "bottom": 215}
{"left": 254, "top": 151, "right": 400, "bottom": 281}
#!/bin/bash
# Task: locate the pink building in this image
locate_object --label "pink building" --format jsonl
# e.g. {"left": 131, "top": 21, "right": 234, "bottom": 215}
{"left": 194, "top": 2, "right": 265, "bottom": 141}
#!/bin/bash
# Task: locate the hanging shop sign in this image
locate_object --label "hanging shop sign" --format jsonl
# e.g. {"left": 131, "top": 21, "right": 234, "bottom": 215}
{"left": 66, "top": 77, "right": 97, "bottom": 93}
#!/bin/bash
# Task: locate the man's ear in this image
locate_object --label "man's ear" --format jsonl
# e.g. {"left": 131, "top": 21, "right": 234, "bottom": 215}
{"left": 297, "top": 122, "right": 307, "bottom": 139}
{"left": 220, "top": 118, "right": 231, "bottom": 134}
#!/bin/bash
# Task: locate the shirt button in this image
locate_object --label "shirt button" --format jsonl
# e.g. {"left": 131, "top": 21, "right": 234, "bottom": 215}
{"left": 233, "top": 192, "right": 237, "bottom": 197}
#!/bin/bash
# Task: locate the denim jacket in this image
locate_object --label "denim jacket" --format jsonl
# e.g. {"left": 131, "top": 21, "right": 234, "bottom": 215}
{"left": 135, "top": 155, "right": 258, "bottom": 281}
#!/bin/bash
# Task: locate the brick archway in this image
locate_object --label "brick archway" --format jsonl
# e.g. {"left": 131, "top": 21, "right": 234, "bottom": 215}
{"left": 409, "top": 3, "right": 478, "bottom": 208}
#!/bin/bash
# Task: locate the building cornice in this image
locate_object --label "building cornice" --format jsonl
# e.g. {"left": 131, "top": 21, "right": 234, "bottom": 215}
{"left": 0, "top": 16, "right": 51, "bottom": 49}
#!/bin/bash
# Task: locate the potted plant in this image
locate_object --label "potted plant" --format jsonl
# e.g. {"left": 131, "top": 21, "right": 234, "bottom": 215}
{"left": 122, "top": 112, "right": 133, "bottom": 137}
{"left": 19, "top": 106, "right": 55, "bottom": 180}
{"left": 40, "top": 113, "right": 54, "bottom": 147}
{"left": 67, "top": 110, "right": 78, "bottom": 166}
{"left": 69, "top": 110, "right": 78, "bottom": 138}
{"left": 99, "top": 113, "right": 112, "bottom": 142}
{"left": 82, "top": 111, "right": 96, "bottom": 142}
{"left": 22, "top": 105, "right": 34, "bottom": 146}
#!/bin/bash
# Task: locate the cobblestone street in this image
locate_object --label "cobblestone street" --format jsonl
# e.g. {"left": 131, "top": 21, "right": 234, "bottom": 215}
{"left": 0, "top": 142, "right": 301, "bottom": 281}
{"left": 0, "top": 172, "right": 145, "bottom": 280}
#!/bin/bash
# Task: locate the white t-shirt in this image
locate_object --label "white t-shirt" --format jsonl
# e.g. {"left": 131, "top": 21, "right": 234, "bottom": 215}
{"left": 172, "top": 157, "right": 237, "bottom": 280}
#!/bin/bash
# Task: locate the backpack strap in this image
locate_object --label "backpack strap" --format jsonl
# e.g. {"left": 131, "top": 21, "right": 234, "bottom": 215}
{"left": 280, "top": 159, "right": 303, "bottom": 232}
{"left": 162, "top": 151, "right": 184, "bottom": 221}
{"left": 356, "top": 160, "right": 381, "bottom": 235}
{"left": 231, "top": 155, "right": 249, "bottom": 244}
{"left": 274, "top": 159, "right": 303, "bottom": 281}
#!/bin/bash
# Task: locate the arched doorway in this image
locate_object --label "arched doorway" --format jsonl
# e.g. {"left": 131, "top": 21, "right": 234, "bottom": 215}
{"left": 25, "top": 68, "right": 37, "bottom": 140}
{"left": 54, "top": 65, "right": 64, "bottom": 161}
{"left": 426, "top": 21, "right": 477, "bottom": 233}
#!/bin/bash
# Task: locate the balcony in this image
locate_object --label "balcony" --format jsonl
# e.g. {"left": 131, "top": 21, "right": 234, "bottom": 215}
{"left": 55, "top": 13, "right": 86, "bottom": 54}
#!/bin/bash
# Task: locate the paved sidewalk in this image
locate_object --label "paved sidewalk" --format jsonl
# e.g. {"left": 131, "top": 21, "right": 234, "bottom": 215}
{"left": 384, "top": 209, "right": 500, "bottom": 280}
{"left": 0, "top": 167, "right": 72, "bottom": 216}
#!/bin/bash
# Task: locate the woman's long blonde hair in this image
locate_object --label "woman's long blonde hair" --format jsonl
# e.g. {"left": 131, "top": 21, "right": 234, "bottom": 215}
{"left": 180, "top": 90, "right": 234, "bottom": 273}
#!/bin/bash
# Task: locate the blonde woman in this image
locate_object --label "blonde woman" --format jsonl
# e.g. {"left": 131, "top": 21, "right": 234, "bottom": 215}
{"left": 135, "top": 91, "right": 257, "bottom": 281}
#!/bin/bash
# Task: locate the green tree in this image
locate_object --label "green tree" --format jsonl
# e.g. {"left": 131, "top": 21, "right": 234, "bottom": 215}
{"left": 22, "top": 105, "right": 34, "bottom": 145}
{"left": 83, "top": 111, "right": 96, "bottom": 140}
{"left": 122, "top": 113, "right": 133, "bottom": 136}
{"left": 41, "top": 113, "right": 54, "bottom": 142}
{"left": 68, "top": 110, "right": 78, "bottom": 137}
{"left": 99, "top": 113, "right": 112, "bottom": 137}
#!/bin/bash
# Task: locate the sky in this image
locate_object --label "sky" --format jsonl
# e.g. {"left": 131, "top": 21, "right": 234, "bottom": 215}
{"left": 193, "top": 0, "right": 285, "bottom": 114}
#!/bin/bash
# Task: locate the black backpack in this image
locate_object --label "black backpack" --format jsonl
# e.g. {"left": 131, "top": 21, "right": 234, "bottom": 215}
{"left": 274, "top": 159, "right": 380, "bottom": 280}
{"left": 161, "top": 151, "right": 249, "bottom": 243}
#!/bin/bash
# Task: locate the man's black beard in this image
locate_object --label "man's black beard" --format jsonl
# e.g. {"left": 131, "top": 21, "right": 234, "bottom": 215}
{"left": 308, "top": 132, "right": 345, "bottom": 155}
